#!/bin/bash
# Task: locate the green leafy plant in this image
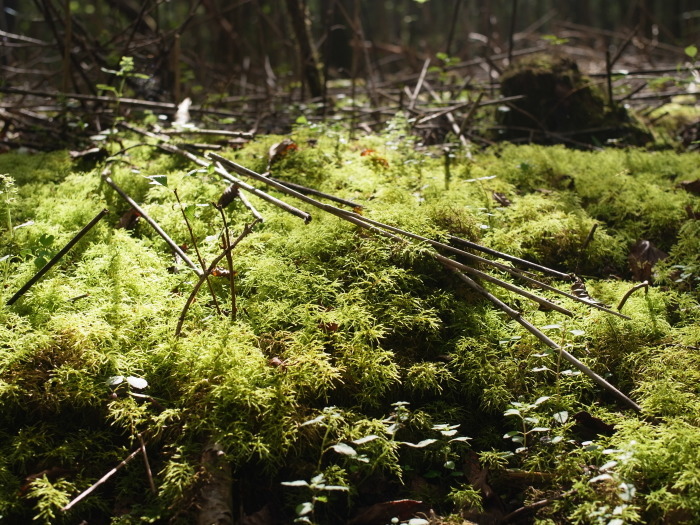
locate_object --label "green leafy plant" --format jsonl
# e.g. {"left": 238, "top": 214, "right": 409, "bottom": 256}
{"left": 96, "top": 56, "right": 149, "bottom": 122}
{"left": 0, "top": 174, "right": 17, "bottom": 238}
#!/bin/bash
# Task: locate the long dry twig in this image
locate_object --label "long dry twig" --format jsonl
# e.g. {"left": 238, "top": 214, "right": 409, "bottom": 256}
{"left": 62, "top": 446, "right": 143, "bottom": 512}
{"left": 210, "top": 153, "right": 629, "bottom": 319}
{"left": 173, "top": 188, "right": 221, "bottom": 314}
{"left": 204, "top": 154, "right": 641, "bottom": 411}
{"left": 7, "top": 208, "right": 109, "bottom": 306}
{"left": 158, "top": 142, "right": 312, "bottom": 223}
{"left": 101, "top": 173, "right": 202, "bottom": 275}
{"left": 450, "top": 269, "right": 641, "bottom": 412}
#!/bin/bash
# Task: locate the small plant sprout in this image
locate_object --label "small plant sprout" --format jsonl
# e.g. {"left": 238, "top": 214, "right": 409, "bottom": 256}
{"left": 107, "top": 375, "right": 149, "bottom": 396}
{"left": 0, "top": 174, "right": 17, "bottom": 238}
{"left": 281, "top": 473, "right": 349, "bottom": 524}
{"left": 282, "top": 408, "right": 354, "bottom": 523}
{"left": 96, "top": 56, "right": 149, "bottom": 122}
{"left": 503, "top": 396, "right": 552, "bottom": 453}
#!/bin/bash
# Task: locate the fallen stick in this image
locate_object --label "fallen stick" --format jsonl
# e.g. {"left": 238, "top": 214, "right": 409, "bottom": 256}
{"left": 159, "top": 143, "right": 312, "bottom": 223}
{"left": 62, "top": 446, "right": 142, "bottom": 512}
{"left": 7, "top": 208, "right": 109, "bottom": 305}
{"left": 409, "top": 58, "right": 431, "bottom": 111}
{"left": 209, "top": 154, "right": 630, "bottom": 319}
{"left": 101, "top": 174, "right": 202, "bottom": 276}
{"left": 201, "top": 156, "right": 641, "bottom": 410}
{"left": 268, "top": 176, "right": 362, "bottom": 209}
{"left": 617, "top": 281, "right": 649, "bottom": 312}
{"left": 158, "top": 128, "right": 254, "bottom": 139}
{"left": 207, "top": 156, "right": 573, "bottom": 316}
{"left": 448, "top": 235, "right": 570, "bottom": 280}
{"left": 138, "top": 434, "right": 157, "bottom": 495}
{"left": 450, "top": 269, "right": 641, "bottom": 412}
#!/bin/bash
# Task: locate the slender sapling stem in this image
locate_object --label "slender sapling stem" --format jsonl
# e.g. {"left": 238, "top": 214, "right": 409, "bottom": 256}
{"left": 173, "top": 189, "right": 221, "bottom": 314}
{"left": 176, "top": 219, "right": 260, "bottom": 336}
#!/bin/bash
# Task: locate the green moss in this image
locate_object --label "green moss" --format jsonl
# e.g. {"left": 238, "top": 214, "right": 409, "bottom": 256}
{"left": 1, "top": 123, "right": 699, "bottom": 522}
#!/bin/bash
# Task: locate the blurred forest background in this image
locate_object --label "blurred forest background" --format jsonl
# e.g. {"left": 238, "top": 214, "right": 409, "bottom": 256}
{"left": 0, "top": 0, "right": 699, "bottom": 147}
{"left": 1, "top": 0, "right": 698, "bottom": 101}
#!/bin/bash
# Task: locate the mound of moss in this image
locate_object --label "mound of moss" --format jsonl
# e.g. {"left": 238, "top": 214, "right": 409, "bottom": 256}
{"left": 0, "top": 118, "right": 699, "bottom": 524}
{"left": 497, "top": 55, "right": 652, "bottom": 147}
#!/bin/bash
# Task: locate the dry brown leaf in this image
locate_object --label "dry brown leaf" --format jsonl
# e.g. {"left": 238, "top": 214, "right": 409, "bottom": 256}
{"left": 628, "top": 239, "right": 668, "bottom": 282}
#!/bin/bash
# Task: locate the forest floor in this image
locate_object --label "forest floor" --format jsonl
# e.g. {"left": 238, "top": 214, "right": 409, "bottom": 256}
{"left": 1, "top": 42, "right": 700, "bottom": 525}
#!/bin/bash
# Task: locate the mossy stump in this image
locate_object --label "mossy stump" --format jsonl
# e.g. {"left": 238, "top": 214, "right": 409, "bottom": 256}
{"left": 497, "top": 55, "right": 651, "bottom": 146}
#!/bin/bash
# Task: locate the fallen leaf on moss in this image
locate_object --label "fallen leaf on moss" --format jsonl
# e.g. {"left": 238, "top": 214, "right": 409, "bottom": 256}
{"left": 628, "top": 239, "right": 668, "bottom": 282}
{"left": 677, "top": 179, "right": 700, "bottom": 195}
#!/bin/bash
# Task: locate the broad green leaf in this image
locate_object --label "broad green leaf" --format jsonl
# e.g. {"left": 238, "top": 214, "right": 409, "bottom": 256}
{"left": 352, "top": 435, "right": 380, "bottom": 445}
{"left": 107, "top": 375, "right": 124, "bottom": 386}
{"left": 323, "top": 485, "right": 349, "bottom": 491}
{"left": 600, "top": 460, "right": 618, "bottom": 471}
{"left": 300, "top": 415, "right": 325, "bottom": 426}
{"left": 296, "top": 502, "right": 313, "bottom": 516}
{"left": 542, "top": 324, "right": 561, "bottom": 330}
{"left": 126, "top": 376, "right": 148, "bottom": 390}
{"left": 589, "top": 473, "right": 613, "bottom": 483}
{"left": 401, "top": 438, "right": 437, "bottom": 448}
{"left": 281, "top": 479, "right": 309, "bottom": 487}
{"left": 553, "top": 411, "right": 569, "bottom": 424}
{"left": 145, "top": 175, "right": 168, "bottom": 187}
{"left": 534, "top": 396, "right": 551, "bottom": 406}
{"left": 331, "top": 443, "right": 357, "bottom": 456}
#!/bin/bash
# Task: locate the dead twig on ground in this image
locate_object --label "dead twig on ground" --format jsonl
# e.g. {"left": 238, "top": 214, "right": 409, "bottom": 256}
{"left": 101, "top": 173, "right": 202, "bottom": 275}
{"left": 7, "top": 208, "right": 109, "bottom": 306}
{"left": 205, "top": 154, "right": 640, "bottom": 411}
{"left": 62, "top": 445, "right": 143, "bottom": 512}
{"left": 617, "top": 280, "right": 649, "bottom": 312}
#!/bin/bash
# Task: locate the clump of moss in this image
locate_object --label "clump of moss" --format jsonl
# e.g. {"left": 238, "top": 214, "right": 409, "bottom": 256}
{"left": 1, "top": 121, "right": 699, "bottom": 523}
{"left": 497, "top": 55, "right": 652, "bottom": 146}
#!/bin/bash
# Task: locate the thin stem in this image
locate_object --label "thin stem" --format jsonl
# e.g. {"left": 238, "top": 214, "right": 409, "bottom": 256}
{"left": 102, "top": 174, "right": 202, "bottom": 275}
{"left": 216, "top": 205, "right": 237, "bottom": 321}
{"left": 450, "top": 269, "right": 642, "bottom": 412}
{"left": 62, "top": 446, "right": 143, "bottom": 512}
{"left": 176, "top": 219, "right": 259, "bottom": 336}
{"left": 138, "top": 433, "right": 156, "bottom": 495}
{"left": 617, "top": 281, "right": 649, "bottom": 312}
{"left": 173, "top": 189, "right": 221, "bottom": 315}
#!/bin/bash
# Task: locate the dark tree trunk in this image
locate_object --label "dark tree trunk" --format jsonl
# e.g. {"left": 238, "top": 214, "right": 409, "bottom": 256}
{"left": 285, "top": 0, "right": 324, "bottom": 98}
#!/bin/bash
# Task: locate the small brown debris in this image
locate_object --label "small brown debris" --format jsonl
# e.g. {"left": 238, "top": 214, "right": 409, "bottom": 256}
{"left": 492, "top": 191, "right": 512, "bottom": 207}
{"left": 677, "top": 179, "right": 700, "bottom": 196}
{"left": 628, "top": 239, "right": 668, "bottom": 282}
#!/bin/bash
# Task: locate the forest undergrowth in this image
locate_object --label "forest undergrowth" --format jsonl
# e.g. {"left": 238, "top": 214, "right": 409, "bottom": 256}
{"left": 0, "top": 114, "right": 699, "bottom": 524}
